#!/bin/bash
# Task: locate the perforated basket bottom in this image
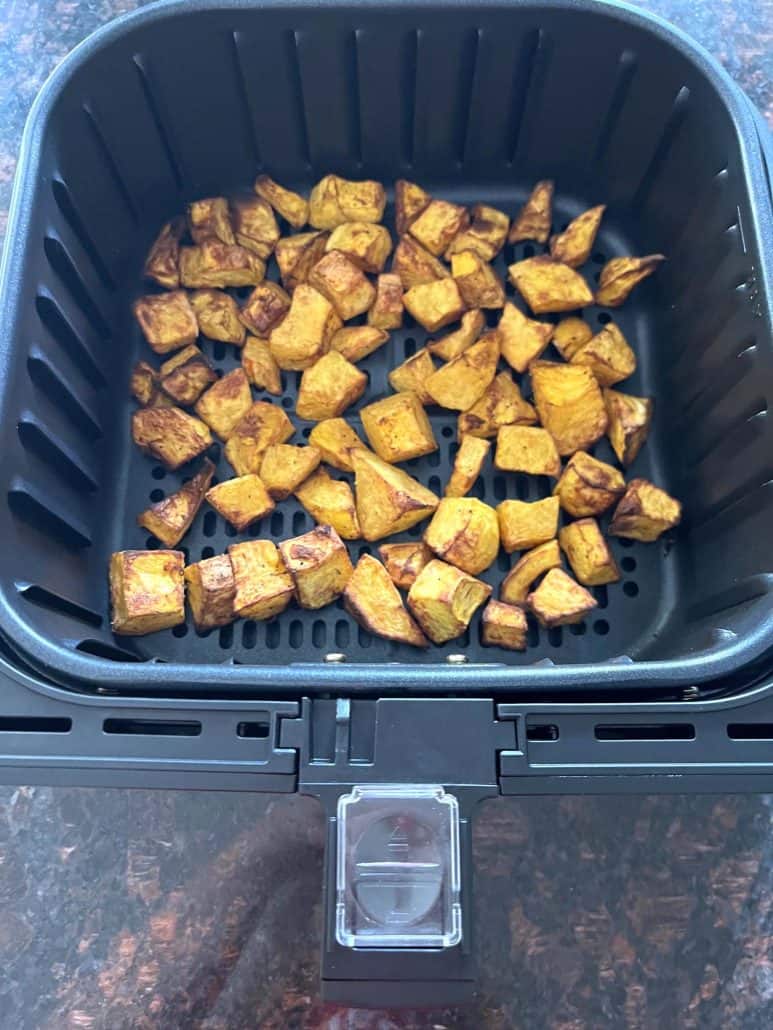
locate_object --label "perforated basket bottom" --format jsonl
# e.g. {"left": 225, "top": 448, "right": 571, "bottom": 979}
{"left": 109, "top": 189, "right": 673, "bottom": 666}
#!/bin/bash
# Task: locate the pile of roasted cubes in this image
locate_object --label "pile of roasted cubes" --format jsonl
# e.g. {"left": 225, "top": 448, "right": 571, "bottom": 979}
{"left": 111, "top": 174, "right": 681, "bottom": 652}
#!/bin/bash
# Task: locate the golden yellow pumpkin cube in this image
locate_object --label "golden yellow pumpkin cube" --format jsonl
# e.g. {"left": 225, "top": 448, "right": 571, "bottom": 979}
{"left": 231, "top": 196, "right": 280, "bottom": 259}
{"left": 110, "top": 549, "right": 185, "bottom": 636}
{"left": 451, "top": 250, "right": 505, "bottom": 309}
{"left": 409, "top": 199, "right": 469, "bottom": 256}
{"left": 131, "top": 361, "right": 161, "bottom": 407}
{"left": 326, "top": 222, "right": 392, "bottom": 273}
{"left": 184, "top": 554, "right": 236, "bottom": 631}
{"left": 497, "top": 496, "right": 560, "bottom": 553}
{"left": 239, "top": 281, "right": 291, "bottom": 337}
{"left": 241, "top": 336, "right": 282, "bottom": 396}
{"left": 295, "top": 467, "right": 361, "bottom": 540}
{"left": 223, "top": 400, "right": 294, "bottom": 476}
{"left": 508, "top": 256, "right": 594, "bottom": 314}
{"left": 159, "top": 346, "right": 217, "bottom": 407}
{"left": 254, "top": 175, "right": 309, "bottom": 228}
{"left": 604, "top": 389, "right": 653, "bottom": 466}
{"left": 571, "top": 323, "right": 636, "bottom": 387}
{"left": 344, "top": 554, "right": 428, "bottom": 647}
{"left": 392, "top": 235, "right": 450, "bottom": 288}
{"left": 428, "top": 309, "right": 485, "bottom": 361}
{"left": 395, "top": 179, "right": 431, "bottom": 235}
{"left": 259, "top": 444, "right": 321, "bottom": 500}
{"left": 296, "top": 351, "right": 367, "bottom": 421}
{"left": 361, "top": 392, "right": 438, "bottom": 463}
{"left": 500, "top": 539, "right": 562, "bottom": 606}
{"left": 445, "top": 436, "right": 490, "bottom": 497}
{"left": 553, "top": 316, "right": 593, "bottom": 361}
{"left": 189, "top": 289, "right": 245, "bottom": 345}
{"left": 228, "top": 540, "right": 295, "bottom": 620}
{"left": 352, "top": 449, "right": 439, "bottom": 541}
{"left": 458, "top": 372, "right": 536, "bottom": 439}
{"left": 446, "top": 204, "right": 509, "bottom": 262}
{"left": 144, "top": 217, "right": 184, "bottom": 289}
{"left": 553, "top": 451, "right": 626, "bottom": 517}
{"left": 205, "top": 474, "right": 275, "bottom": 532}
{"left": 309, "top": 174, "right": 386, "bottom": 229}
{"left": 530, "top": 360, "right": 608, "bottom": 455}
{"left": 137, "top": 459, "right": 214, "bottom": 547}
{"left": 559, "top": 518, "right": 620, "bottom": 586}
{"left": 194, "top": 369, "right": 253, "bottom": 440}
{"left": 134, "top": 291, "right": 198, "bottom": 355}
{"left": 497, "top": 301, "right": 553, "bottom": 373}
{"left": 308, "top": 250, "right": 376, "bottom": 320}
{"left": 368, "top": 273, "right": 404, "bottom": 330}
{"left": 308, "top": 418, "right": 370, "bottom": 472}
{"left": 388, "top": 348, "right": 436, "bottom": 404}
{"left": 132, "top": 406, "right": 212, "bottom": 470}
{"left": 527, "top": 567, "right": 597, "bottom": 627}
{"left": 378, "top": 541, "right": 433, "bottom": 590}
{"left": 179, "top": 240, "right": 265, "bottom": 288}
{"left": 596, "top": 254, "right": 665, "bottom": 307}
{"left": 188, "top": 197, "right": 234, "bottom": 244}
{"left": 481, "top": 600, "right": 528, "bottom": 650}
{"left": 508, "top": 180, "right": 554, "bottom": 244}
{"left": 275, "top": 231, "right": 329, "bottom": 291}
{"left": 495, "top": 425, "right": 561, "bottom": 477}
{"left": 269, "top": 284, "right": 341, "bottom": 371}
{"left": 407, "top": 559, "right": 491, "bottom": 644}
{"left": 331, "top": 326, "right": 389, "bottom": 363}
{"left": 280, "top": 525, "right": 354, "bottom": 609}
{"left": 609, "top": 479, "right": 682, "bottom": 542}
{"left": 549, "top": 205, "right": 605, "bottom": 268}
{"left": 424, "top": 333, "right": 499, "bottom": 410}
{"left": 424, "top": 497, "right": 500, "bottom": 575}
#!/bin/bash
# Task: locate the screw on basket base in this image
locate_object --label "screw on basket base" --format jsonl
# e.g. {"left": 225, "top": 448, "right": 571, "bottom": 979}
{"left": 445, "top": 654, "right": 468, "bottom": 665}
{"left": 682, "top": 685, "right": 700, "bottom": 701}
{"left": 325, "top": 653, "right": 347, "bottom": 663}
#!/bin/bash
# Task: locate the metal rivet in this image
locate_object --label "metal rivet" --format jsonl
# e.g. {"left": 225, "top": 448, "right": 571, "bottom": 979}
{"left": 446, "top": 654, "right": 468, "bottom": 665}
{"left": 325, "top": 652, "right": 347, "bottom": 663}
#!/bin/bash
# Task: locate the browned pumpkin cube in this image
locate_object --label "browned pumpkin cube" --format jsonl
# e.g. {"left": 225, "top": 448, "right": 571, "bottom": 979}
{"left": 407, "top": 559, "right": 491, "bottom": 644}
{"left": 508, "top": 256, "right": 594, "bottom": 314}
{"left": 404, "top": 277, "right": 465, "bottom": 333}
{"left": 254, "top": 174, "right": 309, "bottom": 228}
{"left": 428, "top": 309, "right": 485, "bottom": 361}
{"left": 326, "top": 222, "right": 392, "bottom": 273}
{"left": 179, "top": 240, "right": 265, "bottom": 288}
{"left": 388, "top": 348, "right": 436, "bottom": 405}
{"left": 131, "top": 361, "right": 161, "bottom": 407}
{"left": 344, "top": 554, "right": 428, "bottom": 647}
{"left": 137, "top": 458, "right": 214, "bottom": 547}
{"left": 223, "top": 401, "right": 294, "bottom": 476}
{"left": 378, "top": 541, "right": 433, "bottom": 590}
{"left": 368, "top": 273, "right": 404, "bottom": 330}
{"left": 451, "top": 250, "right": 505, "bottom": 309}
{"left": 559, "top": 518, "right": 620, "bottom": 586}
{"left": 144, "top": 217, "right": 184, "bottom": 289}
{"left": 361, "top": 392, "right": 438, "bottom": 463}
{"left": 295, "top": 467, "right": 361, "bottom": 540}
{"left": 188, "top": 197, "right": 234, "bottom": 244}
{"left": 604, "top": 389, "right": 653, "bottom": 466}
{"left": 309, "top": 174, "right": 386, "bottom": 229}
{"left": 241, "top": 336, "right": 282, "bottom": 396}
{"left": 497, "top": 496, "right": 560, "bottom": 553}
{"left": 308, "top": 250, "right": 376, "bottom": 320}
{"left": 331, "top": 326, "right": 389, "bottom": 363}
{"left": 132, "top": 406, "right": 212, "bottom": 470}
{"left": 530, "top": 361, "right": 608, "bottom": 456}
{"left": 110, "top": 549, "right": 185, "bottom": 636}
{"left": 159, "top": 346, "right": 217, "bottom": 406}
{"left": 228, "top": 540, "right": 295, "bottom": 620}
{"left": 446, "top": 204, "right": 509, "bottom": 262}
{"left": 500, "top": 539, "right": 562, "bottom": 606}
{"left": 595, "top": 254, "right": 665, "bottom": 307}
{"left": 481, "top": 600, "right": 528, "bottom": 650}
{"left": 571, "top": 323, "right": 636, "bottom": 387}
{"left": 553, "top": 316, "right": 593, "bottom": 361}
{"left": 497, "top": 301, "right": 553, "bottom": 373}
{"left": 609, "top": 479, "right": 682, "bottom": 542}
{"left": 206, "top": 474, "right": 275, "bottom": 532}
{"left": 296, "top": 351, "right": 367, "bottom": 421}
{"left": 184, "top": 554, "right": 236, "bottom": 631}
{"left": 231, "top": 196, "right": 280, "bottom": 259}
{"left": 457, "top": 372, "right": 536, "bottom": 439}
{"left": 553, "top": 451, "right": 625, "bottom": 517}
{"left": 308, "top": 418, "right": 370, "bottom": 472}
{"left": 239, "top": 281, "right": 291, "bottom": 337}
{"left": 445, "top": 435, "right": 490, "bottom": 497}
{"left": 259, "top": 444, "right": 321, "bottom": 500}
{"left": 549, "top": 205, "right": 605, "bottom": 268}
{"left": 269, "top": 284, "right": 341, "bottom": 371}
{"left": 508, "top": 180, "right": 554, "bottom": 244}
{"left": 391, "top": 235, "right": 450, "bottom": 289}
{"left": 352, "top": 449, "right": 439, "bottom": 542}
{"left": 279, "top": 525, "right": 354, "bottom": 609}
{"left": 495, "top": 425, "right": 561, "bottom": 477}
{"left": 424, "top": 333, "right": 499, "bottom": 411}
{"left": 275, "top": 231, "right": 329, "bottom": 291}
{"left": 424, "top": 497, "right": 500, "bottom": 575}
{"left": 134, "top": 291, "right": 198, "bottom": 355}
{"left": 194, "top": 368, "right": 253, "bottom": 440}
{"left": 395, "top": 179, "right": 432, "bottom": 235}
{"left": 189, "top": 290, "right": 245, "bottom": 345}
{"left": 527, "top": 567, "right": 597, "bottom": 627}
{"left": 409, "top": 199, "right": 469, "bottom": 256}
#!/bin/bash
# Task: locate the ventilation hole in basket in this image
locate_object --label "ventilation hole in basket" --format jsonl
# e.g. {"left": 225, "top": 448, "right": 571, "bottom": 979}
{"left": 76, "top": 639, "right": 142, "bottom": 662}
{"left": 516, "top": 475, "right": 529, "bottom": 501}
{"left": 358, "top": 544, "right": 372, "bottom": 558}
{"left": 208, "top": 442, "right": 222, "bottom": 462}
{"left": 201, "top": 546, "right": 215, "bottom": 560}
{"left": 214, "top": 367, "right": 224, "bottom": 376}
{"left": 441, "top": 426, "right": 454, "bottom": 439}
{"left": 595, "top": 585, "right": 609, "bottom": 609}
{"left": 282, "top": 396, "right": 293, "bottom": 409}
{"left": 493, "top": 476, "right": 507, "bottom": 501}
{"left": 149, "top": 488, "right": 164, "bottom": 503}
{"left": 335, "top": 620, "right": 350, "bottom": 648}
{"left": 472, "top": 479, "right": 485, "bottom": 500}
{"left": 548, "top": 627, "right": 562, "bottom": 648}
{"left": 312, "top": 620, "right": 326, "bottom": 647}
{"left": 527, "top": 621, "right": 540, "bottom": 648}
{"left": 621, "top": 556, "right": 636, "bottom": 573}
{"left": 408, "top": 522, "right": 422, "bottom": 538}
{"left": 211, "top": 341, "right": 227, "bottom": 362}
{"left": 428, "top": 450, "right": 441, "bottom": 468}
{"left": 145, "top": 536, "right": 160, "bottom": 550}
{"left": 597, "top": 312, "right": 612, "bottom": 325}
{"left": 179, "top": 547, "right": 189, "bottom": 563}
{"left": 51, "top": 178, "right": 116, "bottom": 290}
{"left": 592, "top": 252, "right": 607, "bottom": 265}
{"left": 224, "top": 522, "right": 238, "bottom": 538}
{"left": 335, "top": 596, "right": 345, "bottom": 611}
{"left": 593, "top": 619, "right": 610, "bottom": 636}
{"left": 270, "top": 511, "right": 284, "bottom": 536}
{"left": 506, "top": 280, "right": 516, "bottom": 296}
{"left": 242, "top": 620, "right": 257, "bottom": 649}
{"left": 151, "top": 465, "right": 166, "bottom": 481}
{"left": 35, "top": 294, "right": 105, "bottom": 388}
{"left": 43, "top": 237, "right": 111, "bottom": 339}
{"left": 618, "top": 537, "right": 635, "bottom": 549}
{"left": 17, "top": 584, "right": 102, "bottom": 628}
{"left": 523, "top": 244, "right": 535, "bottom": 258}
{"left": 26, "top": 354, "right": 102, "bottom": 441}
{"left": 248, "top": 522, "right": 263, "bottom": 538}
{"left": 266, "top": 621, "right": 280, "bottom": 649}
{"left": 569, "top": 622, "right": 587, "bottom": 636}
{"left": 302, "top": 426, "right": 311, "bottom": 439}
{"left": 497, "top": 551, "right": 510, "bottom": 572}
{"left": 172, "top": 623, "right": 188, "bottom": 638}
{"left": 203, "top": 511, "right": 217, "bottom": 538}
{"left": 623, "top": 581, "right": 639, "bottom": 598}
{"left": 485, "top": 309, "right": 499, "bottom": 328}
{"left": 358, "top": 625, "right": 372, "bottom": 648}
{"left": 429, "top": 475, "right": 442, "bottom": 494}
{"left": 404, "top": 337, "right": 417, "bottom": 357}
{"left": 17, "top": 420, "right": 97, "bottom": 494}
{"left": 214, "top": 623, "right": 232, "bottom": 649}
{"left": 448, "top": 441, "right": 460, "bottom": 460}
{"left": 292, "top": 511, "right": 307, "bottom": 534}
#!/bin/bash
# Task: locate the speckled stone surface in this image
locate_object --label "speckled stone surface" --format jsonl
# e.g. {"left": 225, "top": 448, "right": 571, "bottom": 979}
{"left": 0, "top": 1, "right": 771, "bottom": 1028}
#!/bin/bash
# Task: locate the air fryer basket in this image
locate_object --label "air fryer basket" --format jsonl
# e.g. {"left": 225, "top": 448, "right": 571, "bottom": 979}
{"left": 0, "top": 0, "right": 771, "bottom": 696}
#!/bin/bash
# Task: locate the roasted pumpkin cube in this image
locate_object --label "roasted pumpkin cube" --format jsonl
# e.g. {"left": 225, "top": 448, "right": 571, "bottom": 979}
{"left": 326, "top": 222, "right": 392, "bottom": 273}
{"left": 428, "top": 309, "right": 485, "bottom": 361}
{"left": 240, "top": 281, "right": 291, "bottom": 337}
{"left": 571, "top": 323, "right": 636, "bottom": 387}
{"left": 228, "top": 540, "right": 295, "bottom": 620}
{"left": 254, "top": 174, "right": 309, "bottom": 228}
{"left": 368, "top": 273, "right": 404, "bottom": 330}
{"left": 495, "top": 425, "right": 561, "bottom": 477}
{"left": 361, "top": 392, "right": 438, "bottom": 462}
{"left": 407, "top": 559, "right": 491, "bottom": 644}
{"left": 269, "top": 284, "right": 341, "bottom": 371}
{"left": 295, "top": 467, "right": 361, "bottom": 540}
{"left": 189, "top": 290, "right": 245, "bottom": 345}
{"left": 497, "top": 301, "right": 553, "bottom": 373}
{"left": 451, "top": 250, "right": 505, "bottom": 309}
{"left": 144, "top": 217, "right": 184, "bottom": 289}
{"left": 132, "top": 406, "right": 212, "bottom": 470}
{"left": 530, "top": 360, "right": 608, "bottom": 455}
{"left": 184, "top": 554, "right": 236, "bottom": 631}
{"left": 425, "top": 333, "right": 499, "bottom": 411}
{"left": 497, "top": 496, "right": 560, "bottom": 553}
{"left": 392, "top": 236, "right": 450, "bottom": 288}
{"left": 131, "top": 361, "right": 161, "bottom": 406}
{"left": 309, "top": 174, "right": 386, "bottom": 229}
{"left": 553, "top": 316, "right": 593, "bottom": 361}
{"left": 609, "top": 479, "right": 681, "bottom": 542}
{"left": 424, "top": 497, "right": 500, "bottom": 575}
{"left": 275, "top": 231, "right": 329, "bottom": 292}
{"left": 159, "top": 345, "right": 217, "bottom": 409}
{"left": 134, "top": 291, "right": 198, "bottom": 355}
{"left": 188, "top": 197, "right": 234, "bottom": 245}
{"left": 549, "top": 205, "right": 605, "bottom": 268}
{"left": 445, "top": 435, "right": 490, "bottom": 497}
{"left": 395, "top": 179, "right": 432, "bottom": 235}
{"left": 259, "top": 444, "right": 321, "bottom": 500}
{"left": 206, "top": 474, "right": 275, "bottom": 532}
{"left": 308, "top": 250, "right": 376, "bottom": 320}
{"left": 508, "top": 180, "right": 554, "bottom": 244}
{"left": 604, "top": 389, "right": 653, "bottom": 466}
{"left": 559, "top": 518, "right": 620, "bottom": 586}
{"left": 378, "top": 541, "right": 433, "bottom": 590}
{"left": 527, "top": 567, "right": 597, "bottom": 627}
{"left": 184, "top": 555, "right": 236, "bottom": 630}
{"left": 458, "top": 372, "right": 536, "bottom": 439}
{"left": 352, "top": 449, "right": 439, "bottom": 541}
{"left": 179, "top": 240, "right": 265, "bottom": 288}
{"left": 508, "top": 256, "right": 594, "bottom": 314}
{"left": 409, "top": 199, "right": 469, "bottom": 257}
{"left": 481, "top": 600, "right": 528, "bottom": 650}
{"left": 553, "top": 451, "right": 625, "bottom": 517}
{"left": 500, "top": 539, "right": 562, "bottom": 606}
{"left": 138, "top": 459, "right": 214, "bottom": 547}
{"left": 388, "top": 348, "right": 436, "bottom": 404}
{"left": 241, "top": 336, "right": 282, "bottom": 396}
{"left": 596, "top": 254, "right": 665, "bottom": 307}
{"left": 345, "top": 554, "right": 428, "bottom": 647}
{"left": 296, "top": 351, "right": 367, "bottom": 421}
{"left": 279, "top": 525, "right": 354, "bottom": 609}
{"left": 331, "top": 326, "right": 389, "bottom": 363}
{"left": 308, "top": 419, "right": 370, "bottom": 472}
{"left": 446, "top": 204, "right": 509, "bottom": 262}
{"left": 194, "top": 369, "right": 253, "bottom": 440}
{"left": 223, "top": 401, "right": 294, "bottom": 476}
{"left": 230, "top": 196, "right": 279, "bottom": 259}
{"left": 110, "top": 549, "right": 185, "bottom": 636}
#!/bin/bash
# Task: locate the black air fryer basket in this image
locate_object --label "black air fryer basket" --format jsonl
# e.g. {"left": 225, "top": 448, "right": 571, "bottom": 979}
{"left": 0, "top": 0, "right": 771, "bottom": 1004}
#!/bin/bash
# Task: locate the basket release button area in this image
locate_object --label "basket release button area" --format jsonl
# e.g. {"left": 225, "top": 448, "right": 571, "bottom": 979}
{"left": 335, "top": 785, "right": 461, "bottom": 949}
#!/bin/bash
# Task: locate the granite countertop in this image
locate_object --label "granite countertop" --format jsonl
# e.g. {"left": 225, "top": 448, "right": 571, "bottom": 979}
{"left": 0, "top": 1, "right": 772, "bottom": 1028}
